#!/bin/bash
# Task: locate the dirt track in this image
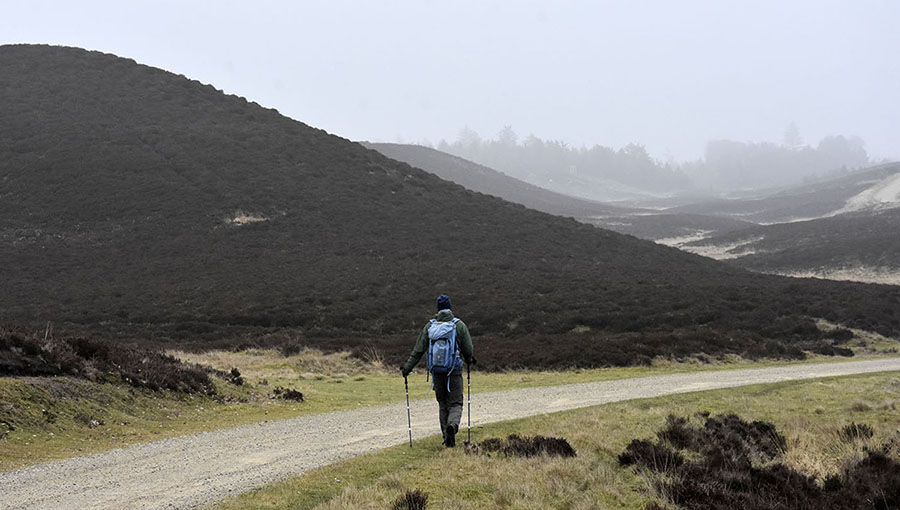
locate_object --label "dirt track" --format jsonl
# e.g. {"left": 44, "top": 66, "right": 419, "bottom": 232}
{"left": 3, "top": 358, "right": 900, "bottom": 509}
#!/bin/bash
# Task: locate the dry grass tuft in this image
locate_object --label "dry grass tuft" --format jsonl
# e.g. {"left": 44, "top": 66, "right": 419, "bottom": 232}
{"left": 849, "top": 400, "right": 872, "bottom": 412}
{"left": 170, "top": 348, "right": 387, "bottom": 383}
{"left": 375, "top": 472, "right": 404, "bottom": 491}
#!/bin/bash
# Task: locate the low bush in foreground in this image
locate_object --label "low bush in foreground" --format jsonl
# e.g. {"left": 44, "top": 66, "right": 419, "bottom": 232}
{"left": 839, "top": 422, "right": 875, "bottom": 442}
{"left": 620, "top": 414, "right": 900, "bottom": 510}
{"left": 466, "top": 434, "right": 577, "bottom": 458}
{"left": 272, "top": 386, "right": 304, "bottom": 401}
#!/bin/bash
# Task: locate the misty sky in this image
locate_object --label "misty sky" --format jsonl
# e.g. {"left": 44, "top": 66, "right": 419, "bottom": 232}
{"left": 3, "top": 0, "right": 898, "bottom": 161}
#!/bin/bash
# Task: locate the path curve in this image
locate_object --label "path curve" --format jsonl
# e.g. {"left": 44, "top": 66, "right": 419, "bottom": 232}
{"left": 3, "top": 358, "right": 900, "bottom": 509}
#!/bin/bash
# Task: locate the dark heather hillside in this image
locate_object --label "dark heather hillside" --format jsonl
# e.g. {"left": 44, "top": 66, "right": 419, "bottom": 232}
{"left": 687, "top": 209, "right": 900, "bottom": 274}
{"left": 2, "top": 45, "right": 900, "bottom": 369}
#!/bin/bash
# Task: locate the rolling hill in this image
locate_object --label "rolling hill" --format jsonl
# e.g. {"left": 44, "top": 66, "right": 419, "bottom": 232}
{"left": 2, "top": 44, "right": 899, "bottom": 368}
{"left": 680, "top": 209, "right": 900, "bottom": 285}
{"left": 655, "top": 164, "right": 900, "bottom": 284}
{"left": 667, "top": 163, "right": 900, "bottom": 224}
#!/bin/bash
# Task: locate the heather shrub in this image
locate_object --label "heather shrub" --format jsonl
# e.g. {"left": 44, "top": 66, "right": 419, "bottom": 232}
{"left": 0, "top": 325, "right": 216, "bottom": 394}
{"left": 391, "top": 489, "right": 428, "bottom": 510}
{"left": 838, "top": 422, "right": 874, "bottom": 442}
{"left": 467, "top": 434, "right": 576, "bottom": 458}
{"left": 623, "top": 414, "right": 900, "bottom": 510}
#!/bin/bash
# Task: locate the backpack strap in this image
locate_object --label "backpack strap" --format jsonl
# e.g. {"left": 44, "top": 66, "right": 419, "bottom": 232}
{"left": 450, "top": 317, "right": 460, "bottom": 355}
{"left": 446, "top": 318, "right": 462, "bottom": 390}
{"left": 426, "top": 319, "right": 438, "bottom": 383}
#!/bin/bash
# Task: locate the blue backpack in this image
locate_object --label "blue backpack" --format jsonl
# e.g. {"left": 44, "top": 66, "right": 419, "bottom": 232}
{"left": 426, "top": 318, "right": 463, "bottom": 376}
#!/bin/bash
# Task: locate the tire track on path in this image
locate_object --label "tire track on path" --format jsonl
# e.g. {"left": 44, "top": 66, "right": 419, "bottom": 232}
{"left": 3, "top": 358, "right": 900, "bottom": 509}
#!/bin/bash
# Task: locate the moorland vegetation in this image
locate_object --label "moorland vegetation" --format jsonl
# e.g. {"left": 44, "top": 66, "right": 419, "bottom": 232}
{"left": 0, "top": 325, "right": 216, "bottom": 393}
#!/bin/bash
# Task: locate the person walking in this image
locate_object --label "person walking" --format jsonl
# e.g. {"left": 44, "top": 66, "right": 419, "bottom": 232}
{"left": 401, "top": 294, "right": 475, "bottom": 447}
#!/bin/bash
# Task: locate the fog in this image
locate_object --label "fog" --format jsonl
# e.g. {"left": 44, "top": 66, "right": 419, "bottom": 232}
{"left": 4, "top": 0, "right": 898, "bottom": 185}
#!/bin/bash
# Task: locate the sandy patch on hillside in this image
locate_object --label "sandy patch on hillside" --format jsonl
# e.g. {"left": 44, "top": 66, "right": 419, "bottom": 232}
{"left": 226, "top": 211, "right": 268, "bottom": 225}
{"left": 680, "top": 236, "right": 765, "bottom": 260}
{"left": 775, "top": 267, "right": 900, "bottom": 286}
{"left": 656, "top": 230, "right": 714, "bottom": 247}
{"left": 834, "top": 173, "right": 900, "bottom": 215}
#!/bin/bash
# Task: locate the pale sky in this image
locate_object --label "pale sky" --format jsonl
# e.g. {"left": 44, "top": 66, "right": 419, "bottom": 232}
{"left": 3, "top": 0, "right": 898, "bottom": 161}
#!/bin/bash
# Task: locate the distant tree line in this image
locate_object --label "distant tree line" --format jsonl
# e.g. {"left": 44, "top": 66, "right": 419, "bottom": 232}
{"left": 435, "top": 126, "right": 691, "bottom": 193}
{"left": 683, "top": 126, "right": 871, "bottom": 190}
{"left": 430, "top": 124, "right": 873, "bottom": 193}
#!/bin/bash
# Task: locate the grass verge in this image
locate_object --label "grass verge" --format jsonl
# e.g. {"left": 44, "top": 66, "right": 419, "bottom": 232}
{"left": 211, "top": 371, "right": 900, "bottom": 510}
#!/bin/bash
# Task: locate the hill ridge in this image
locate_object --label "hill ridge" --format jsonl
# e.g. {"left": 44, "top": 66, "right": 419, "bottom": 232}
{"left": 364, "top": 142, "right": 633, "bottom": 219}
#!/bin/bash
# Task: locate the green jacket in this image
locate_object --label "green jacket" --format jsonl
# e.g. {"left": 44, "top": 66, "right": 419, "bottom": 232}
{"left": 401, "top": 310, "right": 474, "bottom": 375}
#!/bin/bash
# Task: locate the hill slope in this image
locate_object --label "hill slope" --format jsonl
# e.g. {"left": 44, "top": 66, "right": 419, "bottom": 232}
{"left": 681, "top": 209, "right": 900, "bottom": 285}
{"left": 1, "top": 45, "right": 899, "bottom": 367}
{"left": 660, "top": 164, "right": 900, "bottom": 285}
{"left": 363, "top": 142, "right": 631, "bottom": 218}
{"left": 668, "top": 163, "right": 900, "bottom": 224}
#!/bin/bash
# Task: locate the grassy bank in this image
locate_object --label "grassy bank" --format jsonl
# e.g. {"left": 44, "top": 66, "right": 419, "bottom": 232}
{"left": 2, "top": 345, "right": 896, "bottom": 472}
{"left": 212, "top": 371, "right": 900, "bottom": 510}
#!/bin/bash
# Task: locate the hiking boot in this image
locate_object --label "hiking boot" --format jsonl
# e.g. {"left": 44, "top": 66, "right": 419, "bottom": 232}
{"left": 445, "top": 424, "right": 457, "bottom": 448}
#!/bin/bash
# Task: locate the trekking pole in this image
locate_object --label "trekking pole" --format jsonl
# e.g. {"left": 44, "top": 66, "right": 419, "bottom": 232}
{"left": 404, "top": 376, "right": 413, "bottom": 448}
{"left": 466, "top": 362, "right": 472, "bottom": 444}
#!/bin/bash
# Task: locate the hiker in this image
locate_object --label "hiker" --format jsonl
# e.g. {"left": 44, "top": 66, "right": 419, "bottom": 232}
{"left": 401, "top": 294, "right": 475, "bottom": 447}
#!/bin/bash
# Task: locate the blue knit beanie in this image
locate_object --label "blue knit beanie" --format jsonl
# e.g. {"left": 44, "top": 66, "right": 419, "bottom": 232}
{"left": 436, "top": 294, "right": 452, "bottom": 311}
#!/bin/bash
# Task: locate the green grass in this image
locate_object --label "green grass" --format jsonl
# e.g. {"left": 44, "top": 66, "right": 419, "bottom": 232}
{"left": 212, "top": 371, "right": 900, "bottom": 510}
{"left": 2, "top": 347, "right": 897, "bottom": 471}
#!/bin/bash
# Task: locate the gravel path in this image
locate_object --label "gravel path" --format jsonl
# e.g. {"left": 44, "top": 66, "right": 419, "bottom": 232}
{"left": 3, "top": 358, "right": 900, "bottom": 509}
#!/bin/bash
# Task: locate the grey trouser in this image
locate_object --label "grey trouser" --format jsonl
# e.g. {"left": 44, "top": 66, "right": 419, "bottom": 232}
{"left": 432, "top": 372, "right": 464, "bottom": 440}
